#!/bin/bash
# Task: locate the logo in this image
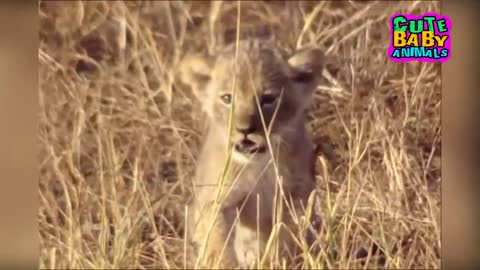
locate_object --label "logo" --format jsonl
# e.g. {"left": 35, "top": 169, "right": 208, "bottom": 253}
{"left": 389, "top": 13, "right": 451, "bottom": 63}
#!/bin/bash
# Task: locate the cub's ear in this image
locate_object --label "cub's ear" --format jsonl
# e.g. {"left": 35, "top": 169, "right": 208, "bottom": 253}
{"left": 286, "top": 47, "right": 325, "bottom": 85}
{"left": 177, "top": 53, "right": 215, "bottom": 99}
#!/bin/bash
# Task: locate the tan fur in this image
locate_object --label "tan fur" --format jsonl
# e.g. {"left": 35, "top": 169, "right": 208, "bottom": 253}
{"left": 179, "top": 40, "right": 324, "bottom": 269}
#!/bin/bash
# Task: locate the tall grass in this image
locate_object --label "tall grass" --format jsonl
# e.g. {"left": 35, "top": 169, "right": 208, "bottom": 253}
{"left": 39, "top": 1, "right": 441, "bottom": 269}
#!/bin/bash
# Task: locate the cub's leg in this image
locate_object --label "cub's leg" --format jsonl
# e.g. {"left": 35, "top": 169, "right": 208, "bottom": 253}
{"left": 189, "top": 200, "right": 239, "bottom": 269}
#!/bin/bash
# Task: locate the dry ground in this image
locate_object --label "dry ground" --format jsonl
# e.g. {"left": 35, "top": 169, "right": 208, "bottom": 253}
{"left": 38, "top": 1, "right": 441, "bottom": 269}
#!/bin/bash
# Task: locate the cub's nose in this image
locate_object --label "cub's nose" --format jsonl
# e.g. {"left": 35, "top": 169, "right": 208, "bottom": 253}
{"left": 235, "top": 123, "right": 256, "bottom": 135}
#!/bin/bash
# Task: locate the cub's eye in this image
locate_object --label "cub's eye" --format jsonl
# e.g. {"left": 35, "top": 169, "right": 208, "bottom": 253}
{"left": 292, "top": 71, "right": 314, "bottom": 83}
{"left": 260, "top": 94, "right": 276, "bottom": 107}
{"left": 220, "top": 94, "right": 232, "bottom": 105}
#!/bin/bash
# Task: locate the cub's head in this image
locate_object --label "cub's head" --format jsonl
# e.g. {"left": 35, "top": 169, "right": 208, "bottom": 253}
{"left": 179, "top": 40, "right": 324, "bottom": 163}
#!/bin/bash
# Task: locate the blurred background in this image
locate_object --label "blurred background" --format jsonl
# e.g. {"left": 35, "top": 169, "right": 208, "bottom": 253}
{"left": 0, "top": 1, "right": 37, "bottom": 269}
{"left": 0, "top": 0, "right": 477, "bottom": 269}
{"left": 442, "top": 1, "right": 479, "bottom": 268}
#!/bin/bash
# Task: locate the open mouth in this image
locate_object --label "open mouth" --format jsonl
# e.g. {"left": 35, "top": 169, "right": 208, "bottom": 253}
{"left": 234, "top": 139, "right": 267, "bottom": 154}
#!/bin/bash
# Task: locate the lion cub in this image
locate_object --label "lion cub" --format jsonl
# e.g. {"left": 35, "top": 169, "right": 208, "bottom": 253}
{"left": 179, "top": 40, "right": 324, "bottom": 269}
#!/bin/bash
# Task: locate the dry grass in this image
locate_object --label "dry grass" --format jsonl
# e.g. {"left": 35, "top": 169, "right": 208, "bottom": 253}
{"left": 38, "top": 1, "right": 441, "bottom": 269}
